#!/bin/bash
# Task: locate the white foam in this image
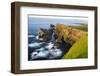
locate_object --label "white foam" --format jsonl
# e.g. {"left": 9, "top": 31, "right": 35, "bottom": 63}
{"left": 49, "top": 49, "right": 62, "bottom": 58}
{"left": 38, "top": 48, "right": 44, "bottom": 51}
{"left": 28, "top": 42, "right": 42, "bottom": 48}
{"left": 31, "top": 48, "right": 49, "bottom": 59}
{"left": 28, "top": 35, "right": 35, "bottom": 38}
{"left": 46, "top": 42, "right": 54, "bottom": 50}
{"left": 36, "top": 36, "right": 39, "bottom": 39}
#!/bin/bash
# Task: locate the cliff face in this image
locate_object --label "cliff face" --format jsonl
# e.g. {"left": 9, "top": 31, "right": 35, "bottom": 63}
{"left": 55, "top": 24, "right": 69, "bottom": 43}
{"left": 55, "top": 24, "right": 88, "bottom": 59}
{"left": 55, "top": 23, "right": 87, "bottom": 45}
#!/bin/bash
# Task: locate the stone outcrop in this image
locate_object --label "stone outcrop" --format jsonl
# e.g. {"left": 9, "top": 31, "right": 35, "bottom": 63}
{"left": 37, "top": 24, "right": 55, "bottom": 42}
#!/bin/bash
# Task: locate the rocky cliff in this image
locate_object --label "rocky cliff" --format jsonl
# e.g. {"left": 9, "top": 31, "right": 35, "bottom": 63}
{"left": 55, "top": 23, "right": 87, "bottom": 45}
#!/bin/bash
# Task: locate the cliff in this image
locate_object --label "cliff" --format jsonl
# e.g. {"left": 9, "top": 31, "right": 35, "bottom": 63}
{"left": 55, "top": 23, "right": 88, "bottom": 58}
{"left": 55, "top": 23, "right": 87, "bottom": 45}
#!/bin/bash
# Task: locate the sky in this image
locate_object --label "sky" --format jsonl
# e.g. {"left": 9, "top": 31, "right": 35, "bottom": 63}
{"left": 28, "top": 16, "right": 88, "bottom": 34}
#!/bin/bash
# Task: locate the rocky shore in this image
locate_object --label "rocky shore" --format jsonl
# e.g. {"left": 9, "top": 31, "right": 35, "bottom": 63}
{"left": 28, "top": 23, "right": 87, "bottom": 60}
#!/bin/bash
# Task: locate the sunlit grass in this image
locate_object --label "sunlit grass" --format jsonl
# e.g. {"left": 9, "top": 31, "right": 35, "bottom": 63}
{"left": 63, "top": 35, "right": 88, "bottom": 59}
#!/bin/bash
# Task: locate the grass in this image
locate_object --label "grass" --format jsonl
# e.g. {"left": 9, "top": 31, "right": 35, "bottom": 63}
{"left": 68, "top": 24, "right": 88, "bottom": 32}
{"left": 63, "top": 35, "right": 88, "bottom": 59}
{"left": 55, "top": 23, "right": 88, "bottom": 59}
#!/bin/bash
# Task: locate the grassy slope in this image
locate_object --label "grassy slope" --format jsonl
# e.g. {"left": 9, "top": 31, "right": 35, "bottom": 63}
{"left": 55, "top": 24, "right": 88, "bottom": 59}
{"left": 63, "top": 35, "right": 88, "bottom": 59}
{"left": 68, "top": 24, "right": 88, "bottom": 32}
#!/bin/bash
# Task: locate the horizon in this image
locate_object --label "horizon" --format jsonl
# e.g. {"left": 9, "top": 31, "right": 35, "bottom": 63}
{"left": 28, "top": 16, "right": 88, "bottom": 34}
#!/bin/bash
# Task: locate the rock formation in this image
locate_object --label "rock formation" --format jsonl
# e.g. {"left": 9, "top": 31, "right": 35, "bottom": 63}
{"left": 55, "top": 23, "right": 87, "bottom": 45}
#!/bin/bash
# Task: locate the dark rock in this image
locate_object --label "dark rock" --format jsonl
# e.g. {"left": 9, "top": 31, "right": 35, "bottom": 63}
{"left": 37, "top": 24, "right": 56, "bottom": 42}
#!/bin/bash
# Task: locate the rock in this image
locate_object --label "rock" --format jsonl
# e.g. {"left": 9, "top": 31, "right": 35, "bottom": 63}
{"left": 50, "top": 24, "right": 55, "bottom": 30}
{"left": 37, "top": 25, "right": 55, "bottom": 42}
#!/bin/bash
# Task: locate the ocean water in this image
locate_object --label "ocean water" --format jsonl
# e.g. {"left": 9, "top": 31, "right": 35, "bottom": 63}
{"left": 28, "top": 24, "right": 50, "bottom": 35}
{"left": 28, "top": 34, "right": 71, "bottom": 61}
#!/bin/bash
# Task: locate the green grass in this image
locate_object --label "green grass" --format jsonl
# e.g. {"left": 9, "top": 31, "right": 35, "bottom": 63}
{"left": 63, "top": 35, "right": 88, "bottom": 59}
{"left": 68, "top": 24, "right": 88, "bottom": 32}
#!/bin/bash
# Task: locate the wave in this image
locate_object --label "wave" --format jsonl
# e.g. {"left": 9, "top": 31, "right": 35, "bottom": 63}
{"left": 31, "top": 48, "right": 49, "bottom": 59}
{"left": 49, "top": 49, "right": 62, "bottom": 59}
{"left": 45, "top": 42, "right": 54, "bottom": 50}
{"left": 28, "top": 42, "right": 42, "bottom": 48}
{"left": 28, "top": 35, "right": 35, "bottom": 38}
